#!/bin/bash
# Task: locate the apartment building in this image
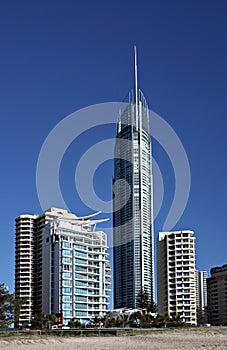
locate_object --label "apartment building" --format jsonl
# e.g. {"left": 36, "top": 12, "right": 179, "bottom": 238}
{"left": 207, "top": 264, "right": 227, "bottom": 325}
{"left": 42, "top": 215, "right": 111, "bottom": 325}
{"left": 157, "top": 230, "right": 197, "bottom": 326}
{"left": 196, "top": 270, "right": 208, "bottom": 310}
{"left": 15, "top": 208, "right": 111, "bottom": 326}
{"left": 15, "top": 214, "right": 37, "bottom": 325}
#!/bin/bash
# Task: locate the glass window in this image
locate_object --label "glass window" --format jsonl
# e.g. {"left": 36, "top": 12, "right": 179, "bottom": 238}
{"left": 75, "top": 296, "right": 87, "bottom": 302}
{"left": 62, "top": 287, "right": 72, "bottom": 294}
{"left": 75, "top": 303, "right": 87, "bottom": 309}
{"left": 64, "top": 310, "right": 72, "bottom": 317}
{"left": 62, "top": 280, "right": 72, "bottom": 286}
{"left": 62, "top": 295, "right": 72, "bottom": 302}
{"left": 62, "top": 257, "right": 72, "bottom": 263}
{"left": 62, "top": 272, "right": 72, "bottom": 279}
{"left": 62, "top": 242, "right": 71, "bottom": 248}
{"left": 62, "top": 249, "right": 71, "bottom": 256}
{"left": 75, "top": 244, "right": 86, "bottom": 250}
{"left": 75, "top": 288, "right": 87, "bottom": 295}
{"left": 75, "top": 251, "right": 87, "bottom": 258}
{"left": 75, "top": 311, "right": 87, "bottom": 316}
{"left": 75, "top": 266, "right": 87, "bottom": 272}
{"left": 75, "top": 258, "right": 87, "bottom": 264}
{"left": 75, "top": 273, "right": 87, "bottom": 279}
{"left": 75, "top": 281, "right": 87, "bottom": 287}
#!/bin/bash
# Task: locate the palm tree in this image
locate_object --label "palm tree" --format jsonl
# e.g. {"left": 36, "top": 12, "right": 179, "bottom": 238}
{"left": 31, "top": 313, "right": 45, "bottom": 329}
{"left": 89, "top": 315, "right": 102, "bottom": 328}
{"left": 31, "top": 313, "right": 58, "bottom": 329}
{"left": 44, "top": 314, "right": 58, "bottom": 328}
{"left": 136, "top": 288, "right": 157, "bottom": 313}
{"left": 196, "top": 308, "right": 205, "bottom": 325}
{"left": 136, "top": 288, "right": 149, "bottom": 309}
{"left": 156, "top": 314, "right": 169, "bottom": 327}
{"left": 0, "top": 283, "right": 24, "bottom": 328}
{"left": 68, "top": 318, "right": 81, "bottom": 328}
{"left": 99, "top": 315, "right": 113, "bottom": 328}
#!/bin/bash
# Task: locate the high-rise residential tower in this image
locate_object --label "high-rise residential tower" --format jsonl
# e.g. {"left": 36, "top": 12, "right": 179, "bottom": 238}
{"left": 15, "top": 208, "right": 66, "bottom": 326}
{"left": 15, "top": 208, "right": 111, "bottom": 327}
{"left": 15, "top": 214, "right": 37, "bottom": 325}
{"left": 157, "top": 230, "right": 197, "bottom": 326}
{"left": 113, "top": 47, "right": 154, "bottom": 309}
{"left": 196, "top": 270, "right": 208, "bottom": 311}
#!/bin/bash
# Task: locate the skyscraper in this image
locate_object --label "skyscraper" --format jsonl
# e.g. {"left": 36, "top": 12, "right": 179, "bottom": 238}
{"left": 113, "top": 47, "right": 154, "bottom": 309}
{"left": 157, "top": 230, "right": 197, "bottom": 326}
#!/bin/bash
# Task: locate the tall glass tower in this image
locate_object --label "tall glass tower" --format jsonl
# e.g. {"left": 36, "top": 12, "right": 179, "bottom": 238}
{"left": 113, "top": 47, "right": 154, "bottom": 309}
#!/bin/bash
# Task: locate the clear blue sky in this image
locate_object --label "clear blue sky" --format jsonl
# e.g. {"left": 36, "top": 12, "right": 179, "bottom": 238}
{"left": 0, "top": 0, "right": 227, "bottom": 293}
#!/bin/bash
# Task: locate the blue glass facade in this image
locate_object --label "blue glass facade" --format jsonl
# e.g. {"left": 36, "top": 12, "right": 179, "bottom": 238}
{"left": 113, "top": 89, "right": 154, "bottom": 309}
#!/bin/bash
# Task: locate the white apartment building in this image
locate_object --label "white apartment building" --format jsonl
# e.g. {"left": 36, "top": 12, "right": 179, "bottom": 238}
{"left": 196, "top": 270, "right": 208, "bottom": 310}
{"left": 15, "top": 208, "right": 111, "bottom": 327}
{"left": 42, "top": 215, "right": 111, "bottom": 325}
{"left": 15, "top": 214, "right": 36, "bottom": 325}
{"left": 157, "top": 230, "right": 197, "bottom": 326}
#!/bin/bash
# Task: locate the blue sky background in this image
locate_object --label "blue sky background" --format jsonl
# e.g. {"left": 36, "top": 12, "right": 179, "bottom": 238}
{"left": 0, "top": 0, "right": 227, "bottom": 298}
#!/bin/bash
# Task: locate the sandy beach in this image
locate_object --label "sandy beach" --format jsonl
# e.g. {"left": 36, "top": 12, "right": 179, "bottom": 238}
{"left": 0, "top": 328, "right": 227, "bottom": 350}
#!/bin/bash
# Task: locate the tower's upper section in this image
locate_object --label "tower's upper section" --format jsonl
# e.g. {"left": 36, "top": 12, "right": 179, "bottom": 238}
{"left": 117, "top": 46, "right": 150, "bottom": 135}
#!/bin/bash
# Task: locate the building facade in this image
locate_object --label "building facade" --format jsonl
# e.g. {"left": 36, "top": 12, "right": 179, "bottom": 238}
{"left": 15, "top": 214, "right": 37, "bottom": 325}
{"left": 113, "top": 48, "right": 154, "bottom": 308}
{"left": 157, "top": 230, "right": 197, "bottom": 326}
{"left": 207, "top": 264, "right": 227, "bottom": 325}
{"left": 15, "top": 208, "right": 111, "bottom": 327}
{"left": 196, "top": 270, "right": 208, "bottom": 310}
{"left": 42, "top": 216, "right": 111, "bottom": 325}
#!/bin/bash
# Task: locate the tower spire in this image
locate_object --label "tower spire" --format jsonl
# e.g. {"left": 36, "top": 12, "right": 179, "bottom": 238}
{"left": 134, "top": 45, "right": 139, "bottom": 130}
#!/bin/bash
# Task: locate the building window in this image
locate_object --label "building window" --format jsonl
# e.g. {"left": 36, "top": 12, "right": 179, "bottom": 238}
{"left": 75, "top": 303, "right": 87, "bottom": 309}
{"left": 75, "top": 311, "right": 87, "bottom": 317}
{"left": 62, "top": 272, "right": 72, "bottom": 279}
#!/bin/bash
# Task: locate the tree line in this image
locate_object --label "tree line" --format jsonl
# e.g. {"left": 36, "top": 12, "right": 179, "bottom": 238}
{"left": 0, "top": 284, "right": 192, "bottom": 329}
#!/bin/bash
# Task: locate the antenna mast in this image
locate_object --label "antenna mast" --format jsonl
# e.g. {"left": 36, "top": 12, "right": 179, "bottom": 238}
{"left": 134, "top": 46, "right": 139, "bottom": 130}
